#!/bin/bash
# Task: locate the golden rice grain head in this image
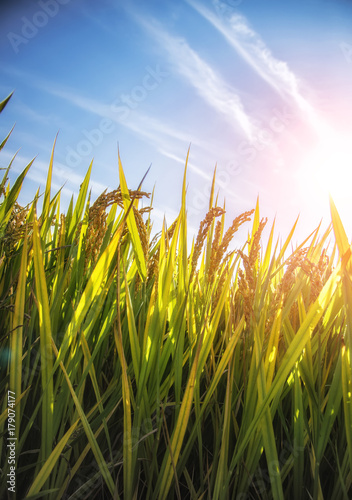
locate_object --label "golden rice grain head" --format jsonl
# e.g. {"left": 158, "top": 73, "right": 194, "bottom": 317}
{"left": 216, "top": 210, "right": 254, "bottom": 264}
{"left": 237, "top": 267, "right": 254, "bottom": 327}
{"left": 266, "top": 247, "right": 309, "bottom": 333}
{"left": 3, "top": 202, "right": 30, "bottom": 255}
{"left": 190, "top": 207, "right": 225, "bottom": 279}
{"left": 212, "top": 252, "right": 233, "bottom": 309}
{"left": 208, "top": 219, "right": 223, "bottom": 271}
{"left": 133, "top": 206, "right": 149, "bottom": 258}
{"left": 147, "top": 246, "right": 159, "bottom": 285}
{"left": 207, "top": 209, "right": 254, "bottom": 286}
{"left": 167, "top": 218, "right": 178, "bottom": 241}
{"left": 248, "top": 217, "right": 267, "bottom": 268}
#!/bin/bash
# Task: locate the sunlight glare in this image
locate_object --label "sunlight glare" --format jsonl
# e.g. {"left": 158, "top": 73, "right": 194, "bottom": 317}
{"left": 298, "top": 133, "right": 352, "bottom": 203}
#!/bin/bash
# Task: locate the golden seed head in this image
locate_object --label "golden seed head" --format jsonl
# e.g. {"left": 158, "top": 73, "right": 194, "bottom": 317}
{"left": 190, "top": 207, "right": 225, "bottom": 280}
{"left": 208, "top": 209, "right": 254, "bottom": 286}
{"left": 2, "top": 202, "right": 30, "bottom": 255}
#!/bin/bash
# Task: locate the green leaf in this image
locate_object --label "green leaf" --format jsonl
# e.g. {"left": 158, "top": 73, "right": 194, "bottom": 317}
{"left": 0, "top": 158, "right": 34, "bottom": 236}
{"left": 228, "top": 261, "right": 341, "bottom": 482}
{"left": 118, "top": 152, "right": 147, "bottom": 280}
{"left": 50, "top": 340, "right": 116, "bottom": 497}
{"left": 0, "top": 91, "right": 14, "bottom": 113}
{"left": 32, "top": 216, "right": 54, "bottom": 463}
{"left": 26, "top": 418, "right": 80, "bottom": 497}
{"left": 342, "top": 346, "right": 352, "bottom": 475}
{"left": 9, "top": 227, "right": 28, "bottom": 438}
{"left": 57, "top": 211, "right": 125, "bottom": 363}
{"left": 330, "top": 196, "right": 350, "bottom": 258}
{"left": 67, "top": 161, "right": 92, "bottom": 242}
{"left": 41, "top": 134, "right": 57, "bottom": 235}
{"left": 0, "top": 124, "right": 15, "bottom": 152}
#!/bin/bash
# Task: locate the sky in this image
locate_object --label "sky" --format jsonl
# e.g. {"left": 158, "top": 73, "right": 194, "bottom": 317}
{"left": 1, "top": 0, "right": 352, "bottom": 248}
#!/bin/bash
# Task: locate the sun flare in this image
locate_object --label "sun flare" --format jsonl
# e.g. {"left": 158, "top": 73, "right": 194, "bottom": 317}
{"left": 298, "top": 133, "right": 352, "bottom": 204}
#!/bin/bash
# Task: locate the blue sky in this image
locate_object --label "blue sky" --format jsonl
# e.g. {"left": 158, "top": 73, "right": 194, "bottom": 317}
{"left": 1, "top": 0, "right": 352, "bottom": 245}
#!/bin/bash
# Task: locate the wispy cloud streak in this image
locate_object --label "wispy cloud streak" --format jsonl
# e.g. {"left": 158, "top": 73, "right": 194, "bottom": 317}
{"left": 133, "top": 15, "right": 256, "bottom": 140}
{"left": 159, "top": 149, "right": 213, "bottom": 181}
{"left": 2, "top": 65, "right": 208, "bottom": 164}
{"left": 187, "top": 0, "right": 328, "bottom": 135}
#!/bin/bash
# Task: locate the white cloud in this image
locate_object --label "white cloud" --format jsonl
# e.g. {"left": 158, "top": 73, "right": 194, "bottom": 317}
{"left": 1, "top": 65, "right": 209, "bottom": 169}
{"left": 187, "top": 0, "right": 328, "bottom": 135}
{"left": 159, "top": 149, "right": 213, "bottom": 181}
{"left": 132, "top": 15, "right": 257, "bottom": 141}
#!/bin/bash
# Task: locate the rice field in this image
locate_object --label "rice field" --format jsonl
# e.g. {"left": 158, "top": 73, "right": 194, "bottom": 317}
{"left": 1, "top": 92, "right": 352, "bottom": 499}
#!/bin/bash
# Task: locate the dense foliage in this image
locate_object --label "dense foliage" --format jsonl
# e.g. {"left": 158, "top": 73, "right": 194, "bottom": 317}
{"left": 1, "top": 93, "right": 352, "bottom": 499}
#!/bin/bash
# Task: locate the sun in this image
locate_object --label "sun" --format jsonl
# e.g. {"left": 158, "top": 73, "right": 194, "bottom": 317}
{"left": 298, "top": 133, "right": 352, "bottom": 204}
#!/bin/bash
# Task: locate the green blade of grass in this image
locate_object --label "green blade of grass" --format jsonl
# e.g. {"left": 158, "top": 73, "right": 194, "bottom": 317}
{"left": 0, "top": 124, "right": 15, "bottom": 152}
{"left": 56, "top": 400, "right": 122, "bottom": 499}
{"left": 57, "top": 218, "right": 125, "bottom": 363}
{"left": 0, "top": 91, "right": 14, "bottom": 113}
{"left": 155, "top": 307, "right": 208, "bottom": 499}
{"left": 113, "top": 250, "right": 134, "bottom": 499}
{"left": 50, "top": 338, "right": 116, "bottom": 497}
{"left": 228, "top": 261, "right": 341, "bottom": 483}
{"left": 114, "top": 320, "right": 133, "bottom": 499}
{"left": 177, "top": 316, "right": 245, "bottom": 480}
{"left": 212, "top": 365, "right": 232, "bottom": 500}
{"left": 0, "top": 158, "right": 34, "bottom": 236}
{"left": 342, "top": 345, "right": 352, "bottom": 475}
{"left": 0, "top": 153, "right": 14, "bottom": 195}
{"left": 123, "top": 267, "right": 141, "bottom": 383}
{"left": 26, "top": 418, "right": 80, "bottom": 498}
{"left": 32, "top": 215, "right": 54, "bottom": 463}
{"left": 41, "top": 135, "right": 57, "bottom": 236}
{"left": 330, "top": 196, "right": 350, "bottom": 258}
{"left": 254, "top": 320, "right": 285, "bottom": 500}
{"left": 248, "top": 195, "right": 260, "bottom": 254}
{"left": 118, "top": 152, "right": 147, "bottom": 280}
{"left": 293, "top": 370, "right": 305, "bottom": 500}
{"left": 9, "top": 226, "right": 28, "bottom": 438}
{"left": 67, "top": 160, "right": 92, "bottom": 242}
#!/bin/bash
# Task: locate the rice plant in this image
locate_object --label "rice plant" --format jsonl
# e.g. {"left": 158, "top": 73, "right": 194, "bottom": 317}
{"left": 1, "top": 92, "right": 352, "bottom": 499}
